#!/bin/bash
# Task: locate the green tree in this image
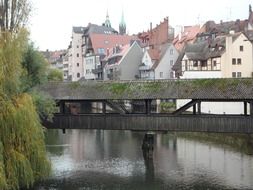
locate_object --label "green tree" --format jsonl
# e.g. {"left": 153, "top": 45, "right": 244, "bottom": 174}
{"left": 21, "top": 43, "right": 48, "bottom": 92}
{"left": 47, "top": 68, "right": 63, "bottom": 81}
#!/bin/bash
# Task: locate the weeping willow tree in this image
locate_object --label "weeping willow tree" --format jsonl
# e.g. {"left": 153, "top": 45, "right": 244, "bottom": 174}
{"left": 0, "top": 24, "right": 51, "bottom": 190}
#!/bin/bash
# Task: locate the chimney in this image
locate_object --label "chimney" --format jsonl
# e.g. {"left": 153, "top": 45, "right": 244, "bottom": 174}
{"left": 150, "top": 22, "right": 152, "bottom": 31}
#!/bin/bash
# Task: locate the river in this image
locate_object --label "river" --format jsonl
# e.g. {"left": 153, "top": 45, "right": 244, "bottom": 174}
{"left": 29, "top": 130, "right": 253, "bottom": 190}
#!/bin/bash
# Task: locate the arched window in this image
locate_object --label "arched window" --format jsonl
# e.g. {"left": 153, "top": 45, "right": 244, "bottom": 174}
{"left": 77, "top": 73, "right": 80, "bottom": 78}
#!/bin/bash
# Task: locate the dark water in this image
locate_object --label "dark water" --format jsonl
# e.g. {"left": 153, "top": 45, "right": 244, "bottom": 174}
{"left": 31, "top": 130, "right": 253, "bottom": 190}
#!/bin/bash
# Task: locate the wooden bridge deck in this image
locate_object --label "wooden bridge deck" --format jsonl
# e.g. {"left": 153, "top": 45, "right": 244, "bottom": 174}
{"left": 43, "top": 114, "right": 253, "bottom": 133}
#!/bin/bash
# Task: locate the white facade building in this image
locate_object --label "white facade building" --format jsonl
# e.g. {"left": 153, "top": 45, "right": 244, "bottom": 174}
{"left": 177, "top": 32, "right": 253, "bottom": 114}
{"left": 139, "top": 44, "right": 179, "bottom": 80}
{"left": 67, "top": 27, "right": 85, "bottom": 81}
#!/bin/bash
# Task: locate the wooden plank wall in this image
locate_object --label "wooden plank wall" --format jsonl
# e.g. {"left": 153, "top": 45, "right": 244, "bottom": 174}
{"left": 42, "top": 114, "right": 253, "bottom": 133}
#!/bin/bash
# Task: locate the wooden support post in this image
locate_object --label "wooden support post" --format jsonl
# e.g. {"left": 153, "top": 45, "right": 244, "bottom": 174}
{"left": 59, "top": 101, "right": 65, "bottom": 114}
{"left": 145, "top": 99, "right": 152, "bottom": 115}
{"left": 197, "top": 101, "right": 201, "bottom": 114}
{"left": 244, "top": 101, "right": 248, "bottom": 116}
{"left": 250, "top": 101, "right": 253, "bottom": 117}
{"left": 193, "top": 104, "right": 196, "bottom": 115}
{"left": 102, "top": 101, "right": 106, "bottom": 114}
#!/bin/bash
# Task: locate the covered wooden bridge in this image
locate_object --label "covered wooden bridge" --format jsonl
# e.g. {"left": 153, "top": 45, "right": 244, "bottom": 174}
{"left": 38, "top": 78, "right": 253, "bottom": 133}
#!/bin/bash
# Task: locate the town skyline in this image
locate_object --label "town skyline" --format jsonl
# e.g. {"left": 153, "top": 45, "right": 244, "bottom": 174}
{"left": 30, "top": 0, "right": 252, "bottom": 51}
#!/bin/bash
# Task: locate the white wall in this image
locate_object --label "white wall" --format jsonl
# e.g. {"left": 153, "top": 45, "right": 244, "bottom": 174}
{"left": 181, "top": 71, "right": 222, "bottom": 79}
{"left": 84, "top": 55, "right": 98, "bottom": 80}
{"left": 70, "top": 32, "right": 83, "bottom": 81}
{"left": 222, "top": 33, "right": 253, "bottom": 78}
{"left": 142, "top": 51, "right": 153, "bottom": 66}
{"left": 119, "top": 42, "right": 143, "bottom": 80}
{"left": 155, "top": 45, "right": 179, "bottom": 79}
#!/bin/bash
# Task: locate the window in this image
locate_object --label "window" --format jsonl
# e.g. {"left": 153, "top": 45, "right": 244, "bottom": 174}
{"left": 213, "top": 60, "right": 217, "bottom": 67}
{"left": 77, "top": 53, "right": 79, "bottom": 57}
{"left": 201, "top": 60, "right": 207, "bottom": 67}
{"left": 170, "top": 49, "right": 174, "bottom": 55}
{"left": 232, "top": 58, "right": 236, "bottom": 65}
{"left": 237, "top": 58, "right": 241, "bottom": 65}
{"left": 232, "top": 72, "right": 236, "bottom": 78}
{"left": 240, "top": 46, "right": 243, "bottom": 52}
{"left": 170, "top": 60, "right": 174, "bottom": 66}
{"left": 77, "top": 63, "right": 79, "bottom": 67}
{"left": 160, "top": 72, "right": 163, "bottom": 78}
{"left": 237, "top": 72, "right": 241, "bottom": 78}
{"left": 77, "top": 73, "right": 80, "bottom": 78}
{"left": 98, "top": 48, "right": 105, "bottom": 54}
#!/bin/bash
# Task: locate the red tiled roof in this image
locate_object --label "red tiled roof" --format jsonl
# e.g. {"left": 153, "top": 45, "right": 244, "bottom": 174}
{"left": 173, "top": 25, "right": 200, "bottom": 51}
{"left": 147, "top": 49, "right": 160, "bottom": 60}
{"left": 138, "top": 17, "right": 169, "bottom": 48}
{"left": 105, "top": 44, "right": 130, "bottom": 59}
{"left": 89, "top": 34, "right": 136, "bottom": 54}
{"left": 104, "top": 44, "right": 131, "bottom": 66}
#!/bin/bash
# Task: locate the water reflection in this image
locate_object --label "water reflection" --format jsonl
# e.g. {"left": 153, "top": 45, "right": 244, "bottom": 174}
{"left": 30, "top": 130, "right": 253, "bottom": 190}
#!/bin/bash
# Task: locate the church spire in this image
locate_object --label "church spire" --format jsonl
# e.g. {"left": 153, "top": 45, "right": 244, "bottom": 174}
{"left": 119, "top": 10, "right": 126, "bottom": 35}
{"left": 104, "top": 10, "right": 111, "bottom": 28}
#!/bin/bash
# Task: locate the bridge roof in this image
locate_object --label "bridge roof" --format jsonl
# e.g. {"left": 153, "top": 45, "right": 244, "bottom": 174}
{"left": 38, "top": 79, "right": 253, "bottom": 100}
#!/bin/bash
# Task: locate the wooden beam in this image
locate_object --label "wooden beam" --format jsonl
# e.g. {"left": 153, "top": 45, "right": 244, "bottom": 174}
{"left": 145, "top": 99, "right": 152, "bottom": 115}
{"left": 102, "top": 101, "right": 106, "bottom": 114}
{"left": 197, "top": 101, "right": 201, "bottom": 114}
{"left": 173, "top": 100, "right": 199, "bottom": 115}
{"left": 59, "top": 101, "right": 65, "bottom": 114}
{"left": 105, "top": 100, "right": 128, "bottom": 114}
{"left": 250, "top": 101, "right": 253, "bottom": 117}
{"left": 193, "top": 104, "right": 196, "bottom": 115}
{"left": 244, "top": 101, "right": 248, "bottom": 116}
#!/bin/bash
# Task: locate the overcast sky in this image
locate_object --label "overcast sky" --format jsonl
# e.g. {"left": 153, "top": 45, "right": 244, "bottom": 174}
{"left": 29, "top": 0, "right": 253, "bottom": 51}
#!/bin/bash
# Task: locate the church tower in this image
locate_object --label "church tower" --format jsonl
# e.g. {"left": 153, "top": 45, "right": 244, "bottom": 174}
{"left": 119, "top": 11, "right": 126, "bottom": 35}
{"left": 104, "top": 10, "right": 111, "bottom": 28}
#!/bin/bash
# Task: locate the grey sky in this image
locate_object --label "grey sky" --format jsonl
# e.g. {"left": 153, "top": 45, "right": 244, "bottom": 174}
{"left": 29, "top": 0, "right": 253, "bottom": 51}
